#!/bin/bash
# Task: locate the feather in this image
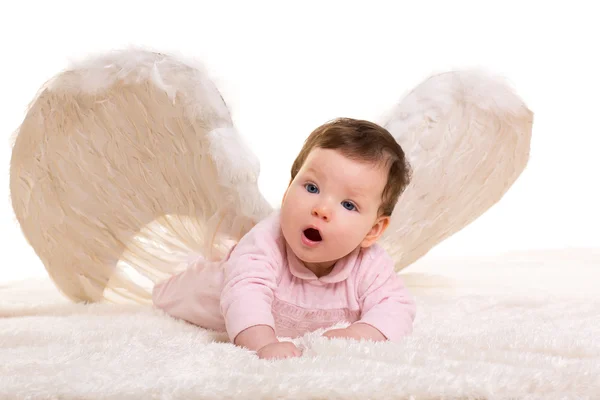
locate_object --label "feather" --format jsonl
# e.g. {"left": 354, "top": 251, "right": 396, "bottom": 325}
{"left": 10, "top": 48, "right": 272, "bottom": 303}
{"left": 379, "top": 69, "right": 533, "bottom": 270}
{"left": 9, "top": 50, "right": 531, "bottom": 304}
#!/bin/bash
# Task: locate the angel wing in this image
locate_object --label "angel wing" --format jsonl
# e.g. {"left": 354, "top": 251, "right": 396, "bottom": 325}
{"left": 378, "top": 70, "right": 533, "bottom": 270}
{"left": 10, "top": 49, "right": 272, "bottom": 304}
{"left": 9, "top": 49, "right": 532, "bottom": 305}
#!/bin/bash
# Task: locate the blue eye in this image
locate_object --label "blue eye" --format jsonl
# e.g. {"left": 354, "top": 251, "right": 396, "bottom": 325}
{"left": 305, "top": 183, "right": 319, "bottom": 194}
{"left": 342, "top": 201, "right": 356, "bottom": 211}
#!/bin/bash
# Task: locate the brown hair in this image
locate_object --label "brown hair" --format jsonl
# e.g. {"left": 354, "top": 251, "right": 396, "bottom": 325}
{"left": 290, "top": 117, "right": 411, "bottom": 216}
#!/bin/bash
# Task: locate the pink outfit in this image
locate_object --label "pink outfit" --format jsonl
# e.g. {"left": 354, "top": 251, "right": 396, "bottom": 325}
{"left": 152, "top": 211, "right": 416, "bottom": 342}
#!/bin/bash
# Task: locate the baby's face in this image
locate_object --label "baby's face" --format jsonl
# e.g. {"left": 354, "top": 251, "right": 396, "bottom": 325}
{"left": 280, "top": 148, "right": 389, "bottom": 270}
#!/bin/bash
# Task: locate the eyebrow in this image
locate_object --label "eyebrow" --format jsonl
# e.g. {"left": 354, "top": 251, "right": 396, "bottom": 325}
{"left": 305, "top": 167, "right": 321, "bottom": 177}
{"left": 346, "top": 188, "right": 369, "bottom": 201}
{"left": 305, "top": 167, "right": 370, "bottom": 201}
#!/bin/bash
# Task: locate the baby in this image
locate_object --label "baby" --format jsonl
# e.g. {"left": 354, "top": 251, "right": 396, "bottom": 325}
{"left": 152, "top": 117, "right": 416, "bottom": 360}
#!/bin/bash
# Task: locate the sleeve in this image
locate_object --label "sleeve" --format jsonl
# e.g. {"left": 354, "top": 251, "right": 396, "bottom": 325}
{"left": 354, "top": 252, "right": 417, "bottom": 342}
{"left": 152, "top": 258, "right": 227, "bottom": 331}
{"left": 219, "top": 227, "right": 282, "bottom": 342}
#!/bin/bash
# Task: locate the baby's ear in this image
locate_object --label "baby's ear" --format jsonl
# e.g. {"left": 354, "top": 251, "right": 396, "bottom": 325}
{"left": 361, "top": 216, "right": 390, "bottom": 248}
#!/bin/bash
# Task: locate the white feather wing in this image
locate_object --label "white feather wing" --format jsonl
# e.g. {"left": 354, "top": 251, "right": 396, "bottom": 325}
{"left": 378, "top": 70, "right": 533, "bottom": 271}
{"left": 9, "top": 49, "right": 272, "bottom": 303}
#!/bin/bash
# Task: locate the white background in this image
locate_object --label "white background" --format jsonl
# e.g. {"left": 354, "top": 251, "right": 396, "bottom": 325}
{"left": 1, "top": 1, "right": 598, "bottom": 284}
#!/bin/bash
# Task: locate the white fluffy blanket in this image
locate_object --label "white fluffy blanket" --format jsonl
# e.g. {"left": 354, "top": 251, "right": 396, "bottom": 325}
{"left": 1, "top": 249, "right": 599, "bottom": 399}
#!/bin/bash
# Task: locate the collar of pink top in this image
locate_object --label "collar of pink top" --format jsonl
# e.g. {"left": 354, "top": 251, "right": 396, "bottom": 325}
{"left": 285, "top": 244, "right": 360, "bottom": 285}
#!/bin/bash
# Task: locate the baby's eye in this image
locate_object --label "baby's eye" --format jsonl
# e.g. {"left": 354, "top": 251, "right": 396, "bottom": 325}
{"left": 342, "top": 201, "right": 356, "bottom": 211}
{"left": 305, "top": 183, "right": 319, "bottom": 194}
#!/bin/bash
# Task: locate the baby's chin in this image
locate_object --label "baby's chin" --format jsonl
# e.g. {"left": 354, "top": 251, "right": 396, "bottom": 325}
{"left": 296, "top": 251, "right": 337, "bottom": 265}
{"left": 289, "top": 242, "right": 355, "bottom": 265}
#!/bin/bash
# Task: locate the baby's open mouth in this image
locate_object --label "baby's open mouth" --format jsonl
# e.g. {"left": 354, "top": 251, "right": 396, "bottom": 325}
{"left": 303, "top": 228, "right": 322, "bottom": 242}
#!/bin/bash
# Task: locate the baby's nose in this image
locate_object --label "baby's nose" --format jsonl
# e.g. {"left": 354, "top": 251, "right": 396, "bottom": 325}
{"left": 311, "top": 206, "right": 330, "bottom": 221}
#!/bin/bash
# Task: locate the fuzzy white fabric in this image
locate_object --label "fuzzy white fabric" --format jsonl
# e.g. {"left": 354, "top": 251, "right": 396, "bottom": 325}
{"left": 2, "top": 249, "right": 599, "bottom": 399}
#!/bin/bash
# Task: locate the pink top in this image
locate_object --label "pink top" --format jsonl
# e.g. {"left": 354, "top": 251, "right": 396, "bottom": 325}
{"left": 152, "top": 211, "right": 416, "bottom": 342}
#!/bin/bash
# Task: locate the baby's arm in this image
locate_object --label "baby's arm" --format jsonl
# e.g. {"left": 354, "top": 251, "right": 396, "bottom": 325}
{"left": 323, "top": 320, "right": 387, "bottom": 341}
{"left": 324, "top": 251, "right": 416, "bottom": 342}
{"left": 235, "top": 325, "right": 301, "bottom": 359}
{"left": 234, "top": 325, "right": 278, "bottom": 350}
{"left": 355, "top": 255, "right": 416, "bottom": 341}
{"left": 220, "top": 232, "right": 301, "bottom": 359}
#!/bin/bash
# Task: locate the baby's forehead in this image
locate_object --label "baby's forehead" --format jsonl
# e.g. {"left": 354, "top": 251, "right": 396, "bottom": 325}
{"left": 307, "top": 147, "right": 386, "bottom": 166}
{"left": 304, "top": 152, "right": 388, "bottom": 193}
{"left": 309, "top": 149, "right": 388, "bottom": 175}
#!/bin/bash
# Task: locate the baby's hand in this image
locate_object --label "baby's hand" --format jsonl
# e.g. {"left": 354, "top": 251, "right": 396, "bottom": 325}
{"left": 256, "top": 341, "right": 302, "bottom": 360}
{"left": 323, "top": 323, "right": 386, "bottom": 342}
